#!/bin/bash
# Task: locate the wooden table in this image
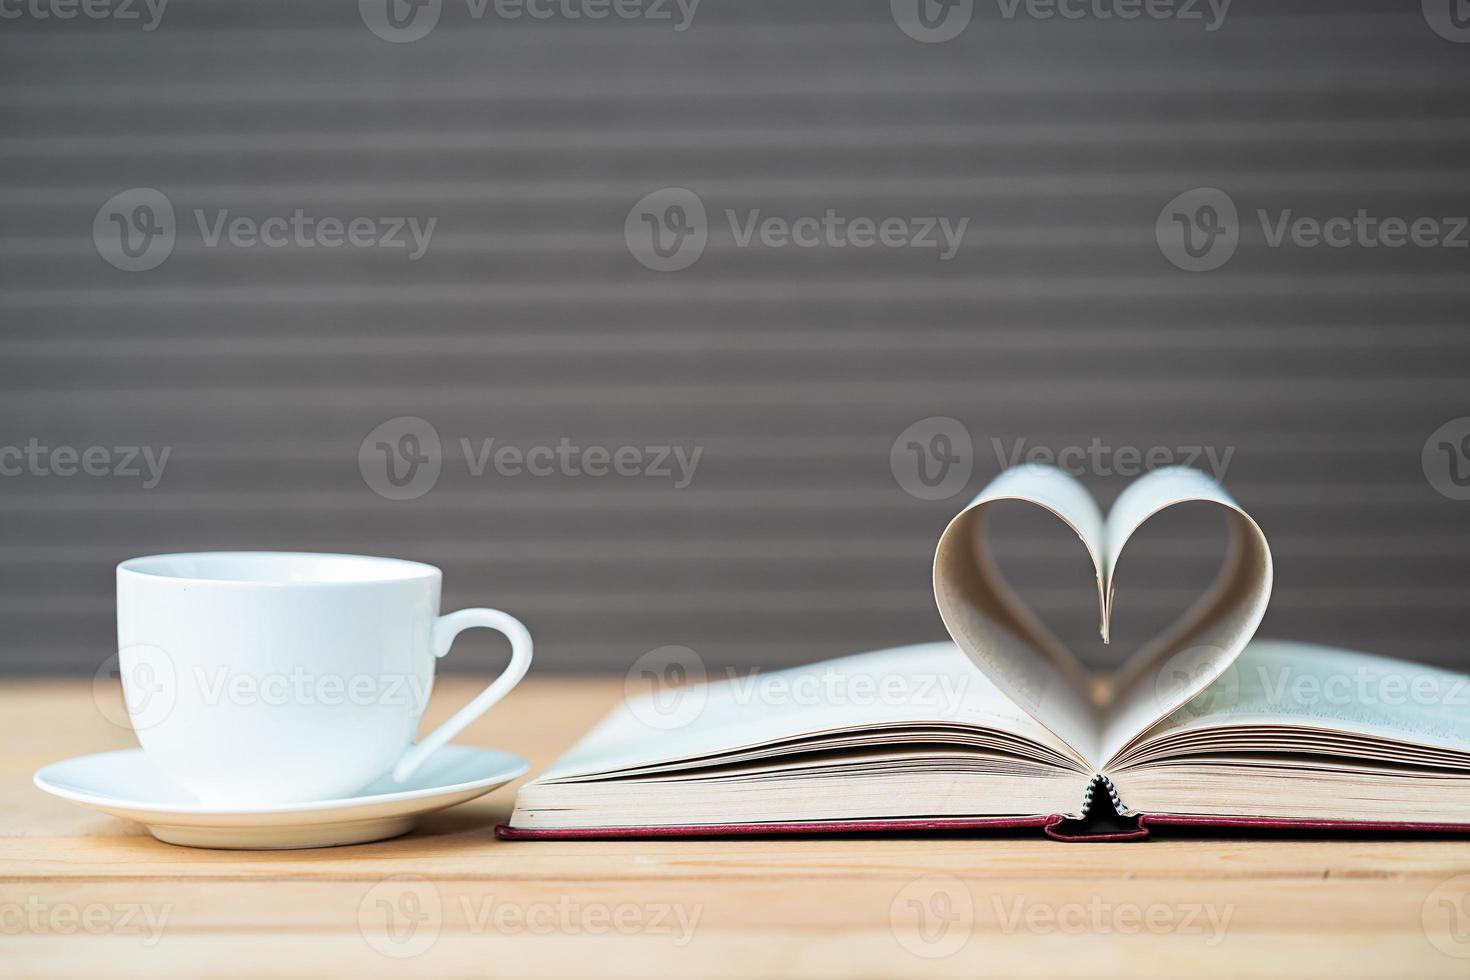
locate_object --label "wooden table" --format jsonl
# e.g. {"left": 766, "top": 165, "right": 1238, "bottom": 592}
{"left": 4, "top": 677, "right": 1469, "bottom": 979}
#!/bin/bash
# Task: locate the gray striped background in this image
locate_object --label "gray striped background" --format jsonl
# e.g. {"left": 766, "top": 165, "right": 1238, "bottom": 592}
{"left": 2, "top": 1, "right": 1468, "bottom": 678}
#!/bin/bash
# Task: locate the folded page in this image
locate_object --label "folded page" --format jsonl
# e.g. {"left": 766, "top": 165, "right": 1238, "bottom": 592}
{"left": 934, "top": 465, "right": 1273, "bottom": 769}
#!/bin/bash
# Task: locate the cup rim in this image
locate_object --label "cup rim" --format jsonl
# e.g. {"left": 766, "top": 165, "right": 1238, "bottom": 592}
{"left": 117, "top": 551, "right": 441, "bottom": 587}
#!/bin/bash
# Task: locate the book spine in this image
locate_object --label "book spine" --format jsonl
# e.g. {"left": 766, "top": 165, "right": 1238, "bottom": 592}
{"left": 1079, "top": 774, "right": 1125, "bottom": 817}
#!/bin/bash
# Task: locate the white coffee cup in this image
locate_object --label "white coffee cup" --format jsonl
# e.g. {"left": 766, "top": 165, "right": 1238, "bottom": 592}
{"left": 116, "top": 552, "right": 532, "bottom": 806}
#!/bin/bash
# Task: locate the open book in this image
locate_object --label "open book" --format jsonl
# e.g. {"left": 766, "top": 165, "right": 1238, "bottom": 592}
{"left": 502, "top": 466, "right": 1470, "bottom": 840}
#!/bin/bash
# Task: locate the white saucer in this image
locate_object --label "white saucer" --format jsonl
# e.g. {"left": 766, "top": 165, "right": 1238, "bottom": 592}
{"left": 34, "top": 745, "right": 528, "bottom": 850}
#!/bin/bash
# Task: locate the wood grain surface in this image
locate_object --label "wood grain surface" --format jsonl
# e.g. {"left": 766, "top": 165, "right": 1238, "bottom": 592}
{"left": 3, "top": 677, "right": 1470, "bottom": 979}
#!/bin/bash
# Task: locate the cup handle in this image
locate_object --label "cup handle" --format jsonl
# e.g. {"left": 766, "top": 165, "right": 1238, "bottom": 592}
{"left": 390, "top": 608, "right": 533, "bottom": 782}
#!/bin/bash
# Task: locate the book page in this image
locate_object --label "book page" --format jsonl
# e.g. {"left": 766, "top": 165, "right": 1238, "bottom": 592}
{"left": 934, "top": 465, "right": 1274, "bottom": 769}
{"left": 932, "top": 466, "right": 1107, "bottom": 762}
{"left": 1108, "top": 640, "right": 1470, "bottom": 824}
{"left": 1122, "top": 639, "right": 1470, "bottom": 758}
{"left": 1098, "top": 467, "right": 1275, "bottom": 762}
{"left": 537, "top": 642, "right": 1086, "bottom": 782}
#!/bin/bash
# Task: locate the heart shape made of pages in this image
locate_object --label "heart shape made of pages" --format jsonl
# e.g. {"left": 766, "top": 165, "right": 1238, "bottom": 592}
{"left": 932, "top": 465, "right": 1272, "bottom": 770}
